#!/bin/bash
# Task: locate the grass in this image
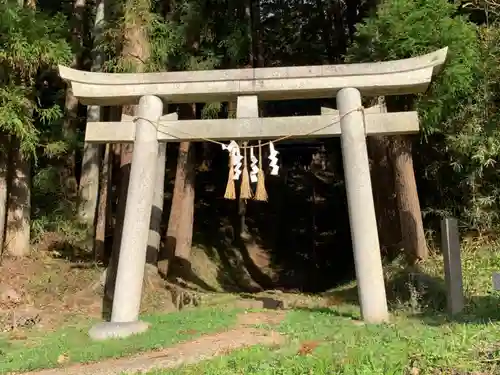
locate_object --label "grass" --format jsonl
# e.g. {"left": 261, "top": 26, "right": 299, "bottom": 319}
{"left": 0, "top": 307, "right": 238, "bottom": 373}
{"left": 3, "top": 241, "right": 500, "bottom": 374}
{"left": 149, "top": 309, "right": 500, "bottom": 374}
{"left": 144, "top": 242, "right": 500, "bottom": 375}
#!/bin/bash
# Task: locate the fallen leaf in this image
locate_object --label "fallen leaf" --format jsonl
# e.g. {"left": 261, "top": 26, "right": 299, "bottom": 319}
{"left": 57, "top": 353, "right": 69, "bottom": 364}
{"left": 297, "top": 341, "right": 319, "bottom": 356}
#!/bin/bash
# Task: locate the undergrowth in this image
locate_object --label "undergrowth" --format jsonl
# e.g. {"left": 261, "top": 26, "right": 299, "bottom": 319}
{"left": 152, "top": 240, "right": 500, "bottom": 375}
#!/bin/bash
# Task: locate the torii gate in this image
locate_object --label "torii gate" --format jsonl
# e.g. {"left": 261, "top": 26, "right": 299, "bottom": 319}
{"left": 58, "top": 47, "right": 448, "bottom": 340}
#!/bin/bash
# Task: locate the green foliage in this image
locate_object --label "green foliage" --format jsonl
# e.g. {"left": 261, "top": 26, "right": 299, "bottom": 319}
{"left": 148, "top": 15, "right": 184, "bottom": 71}
{"left": 0, "top": 0, "right": 74, "bottom": 242}
{"left": 0, "top": 0, "right": 72, "bottom": 155}
{"left": 31, "top": 165, "right": 78, "bottom": 242}
{"left": 0, "top": 3, "right": 71, "bottom": 83}
{"left": 438, "top": 27, "right": 500, "bottom": 230}
{"left": 346, "top": 0, "right": 500, "bottom": 231}
{"left": 347, "top": 0, "right": 480, "bottom": 134}
{"left": 0, "top": 86, "right": 38, "bottom": 154}
{"left": 100, "top": 0, "right": 183, "bottom": 73}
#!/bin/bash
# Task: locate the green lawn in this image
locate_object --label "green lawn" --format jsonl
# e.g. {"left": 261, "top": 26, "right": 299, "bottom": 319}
{"left": 0, "top": 307, "right": 238, "bottom": 373}
{"left": 147, "top": 307, "right": 499, "bottom": 375}
{"left": 145, "top": 246, "right": 500, "bottom": 375}
{"left": 2, "top": 244, "right": 500, "bottom": 375}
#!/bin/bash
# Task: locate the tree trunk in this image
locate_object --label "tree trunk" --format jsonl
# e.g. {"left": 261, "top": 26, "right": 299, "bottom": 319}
{"left": 106, "top": 141, "right": 132, "bottom": 297}
{"left": 368, "top": 136, "right": 401, "bottom": 255}
{"left": 345, "top": 0, "right": 357, "bottom": 40}
{"left": 366, "top": 98, "right": 401, "bottom": 255}
{"left": 146, "top": 142, "right": 166, "bottom": 265}
{"left": 94, "top": 143, "right": 111, "bottom": 262}
{"left": 174, "top": 143, "right": 196, "bottom": 262}
{"left": 105, "top": 0, "right": 150, "bottom": 297}
{"left": 62, "top": 87, "right": 79, "bottom": 199}
{"left": 76, "top": 0, "right": 105, "bottom": 241}
{"left": 114, "top": 0, "right": 151, "bottom": 238}
{"left": 389, "top": 135, "right": 428, "bottom": 261}
{"left": 0, "top": 134, "right": 9, "bottom": 255}
{"left": 5, "top": 139, "right": 31, "bottom": 257}
{"left": 158, "top": 141, "right": 189, "bottom": 277}
{"left": 329, "top": 0, "right": 347, "bottom": 59}
{"left": 62, "top": 0, "right": 87, "bottom": 199}
{"left": 77, "top": 135, "right": 102, "bottom": 240}
{"left": 314, "top": 0, "right": 339, "bottom": 62}
{"left": 237, "top": 0, "right": 262, "bottom": 240}
{"left": 113, "top": 0, "right": 151, "bottom": 245}
{"left": 6, "top": 0, "right": 36, "bottom": 258}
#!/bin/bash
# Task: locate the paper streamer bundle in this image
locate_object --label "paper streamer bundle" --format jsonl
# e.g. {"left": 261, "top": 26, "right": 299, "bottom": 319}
{"left": 224, "top": 153, "right": 236, "bottom": 199}
{"left": 240, "top": 142, "right": 253, "bottom": 199}
{"left": 254, "top": 140, "right": 268, "bottom": 201}
{"left": 223, "top": 141, "right": 240, "bottom": 200}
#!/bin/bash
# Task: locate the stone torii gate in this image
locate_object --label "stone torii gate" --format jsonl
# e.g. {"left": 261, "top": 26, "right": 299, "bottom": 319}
{"left": 58, "top": 47, "right": 448, "bottom": 339}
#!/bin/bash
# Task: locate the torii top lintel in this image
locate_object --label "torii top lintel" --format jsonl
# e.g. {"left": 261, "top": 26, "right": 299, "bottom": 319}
{"left": 58, "top": 47, "right": 448, "bottom": 106}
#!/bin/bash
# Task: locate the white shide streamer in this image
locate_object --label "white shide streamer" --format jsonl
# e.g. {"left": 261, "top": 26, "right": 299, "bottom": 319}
{"left": 268, "top": 141, "right": 279, "bottom": 176}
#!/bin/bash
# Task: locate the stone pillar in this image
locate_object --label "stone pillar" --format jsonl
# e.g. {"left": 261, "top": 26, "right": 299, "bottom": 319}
{"left": 337, "top": 87, "right": 389, "bottom": 323}
{"left": 441, "top": 217, "right": 464, "bottom": 316}
{"left": 89, "top": 95, "right": 163, "bottom": 340}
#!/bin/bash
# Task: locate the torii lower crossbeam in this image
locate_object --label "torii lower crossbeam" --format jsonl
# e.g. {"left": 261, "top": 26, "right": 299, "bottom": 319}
{"left": 84, "top": 111, "right": 419, "bottom": 143}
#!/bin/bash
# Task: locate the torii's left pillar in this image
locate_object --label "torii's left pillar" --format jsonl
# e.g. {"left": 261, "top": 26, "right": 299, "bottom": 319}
{"left": 89, "top": 95, "right": 163, "bottom": 340}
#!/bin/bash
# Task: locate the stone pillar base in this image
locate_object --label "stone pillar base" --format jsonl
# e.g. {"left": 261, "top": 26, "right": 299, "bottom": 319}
{"left": 88, "top": 321, "right": 150, "bottom": 341}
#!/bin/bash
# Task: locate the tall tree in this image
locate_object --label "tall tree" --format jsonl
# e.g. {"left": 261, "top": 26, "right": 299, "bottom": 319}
{"left": 5, "top": 138, "right": 31, "bottom": 257}
{"left": 347, "top": 0, "right": 480, "bottom": 261}
{"left": 77, "top": 0, "right": 106, "bottom": 248}
{"left": 159, "top": 0, "right": 208, "bottom": 277}
{"left": 106, "top": 0, "right": 152, "bottom": 296}
{"left": 158, "top": 140, "right": 187, "bottom": 277}
{"left": 1, "top": 0, "right": 71, "bottom": 256}
{"left": 62, "top": 0, "right": 87, "bottom": 200}
{"left": 388, "top": 121, "right": 427, "bottom": 261}
{"left": 0, "top": 135, "right": 7, "bottom": 255}
{"left": 367, "top": 98, "right": 401, "bottom": 255}
{"left": 4, "top": 0, "right": 36, "bottom": 257}
{"left": 172, "top": 135, "right": 196, "bottom": 263}
{"left": 145, "top": 139, "right": 166, "bottom": 265}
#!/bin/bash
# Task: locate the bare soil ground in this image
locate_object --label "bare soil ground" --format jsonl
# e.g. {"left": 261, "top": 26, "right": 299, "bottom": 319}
{"left": 0, "top": 229, "right": 331, "bottom": 333}
{"left": 0, "top": 251, "right": 176, "bottom": 333}
{"left": 0, "top": 233, "right": 342, "bottom": 375}
{"left": 0, "top": 250, "right": 338, "bottom": 334}
{"left": 19, "top": 311, "right": 286, "bottom": 375}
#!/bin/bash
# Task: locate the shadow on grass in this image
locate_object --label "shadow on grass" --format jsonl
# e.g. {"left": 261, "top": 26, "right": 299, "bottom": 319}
{"left": 320, "top": 266, "right": 500, "bottom": 327}
{"left": 293, "top": 306, "right": 360, "bottom": 320}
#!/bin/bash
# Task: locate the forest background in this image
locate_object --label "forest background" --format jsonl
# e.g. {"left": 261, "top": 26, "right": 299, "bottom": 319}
{"left": 2, "top": 0, "right": 500, "bottom": 294}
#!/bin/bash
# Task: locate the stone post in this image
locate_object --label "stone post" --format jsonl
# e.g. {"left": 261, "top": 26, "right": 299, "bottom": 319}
{"left": 337, "top": 87, "right": 389, "bottom": 323}
{"left": 89, "top": 95, "right": 163, "bottom": 340}
{"left": 441, "top": 217, "right": 464, "bottom": 316}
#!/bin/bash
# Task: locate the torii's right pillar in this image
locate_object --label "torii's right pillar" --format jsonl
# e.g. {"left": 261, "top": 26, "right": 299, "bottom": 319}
{"left": 337, "top": 87, "right": 389, "bottom": 323}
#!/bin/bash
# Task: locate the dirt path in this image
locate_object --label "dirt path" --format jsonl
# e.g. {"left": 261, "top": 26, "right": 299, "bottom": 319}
{"left": 20, "top": 311, "right": 286, "bottom": 375}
